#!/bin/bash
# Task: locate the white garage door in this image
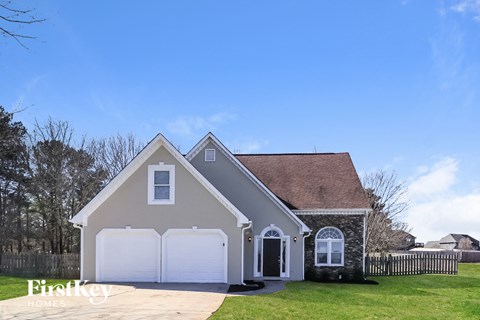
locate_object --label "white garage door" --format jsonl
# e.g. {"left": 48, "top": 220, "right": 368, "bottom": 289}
{"left": 96, "top": 229, "right": 160, "bottom": 282}
{"left": 163, "top": 229, "right": 227, "bottom": 283}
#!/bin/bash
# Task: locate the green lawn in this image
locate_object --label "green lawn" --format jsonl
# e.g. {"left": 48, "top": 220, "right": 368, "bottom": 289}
{"left": 212, "top": 264, "right": 480, "bottom": 320}
{"left": 0, "top": 275, "right": 73, "bottom": 301}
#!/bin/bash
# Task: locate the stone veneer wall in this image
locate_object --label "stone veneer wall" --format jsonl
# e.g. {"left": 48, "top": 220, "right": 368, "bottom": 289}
{"left": 298, "top": 214, "right": 365, "bottom": 280}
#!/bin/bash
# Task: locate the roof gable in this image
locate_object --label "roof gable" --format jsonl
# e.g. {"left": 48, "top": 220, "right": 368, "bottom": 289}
{"left": 186, "top": 133, "right": 310, "bottom": 233}
{"left": 236, "top": 153, "right": 370, "bottom": 210}
{"left": 70, "top": 133, "right": 249, "bottom": 227}
{"left": 441, "top": 234, "right": 479, "bottom": 246}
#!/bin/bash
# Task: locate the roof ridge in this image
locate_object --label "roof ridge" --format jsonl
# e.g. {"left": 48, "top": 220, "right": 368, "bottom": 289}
{"left": 234, "top": 152, "right": 349, "bottom": 156}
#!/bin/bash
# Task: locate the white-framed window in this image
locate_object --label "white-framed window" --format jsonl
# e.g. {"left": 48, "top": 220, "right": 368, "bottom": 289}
{"left": 315, "top": 227, "right": 344, "bottom": 266}
{"left": 205, "top": 149, "right": 216, "bottom": 162}
{"left": 148, "top": 163, "right": 175, "bottom": 205}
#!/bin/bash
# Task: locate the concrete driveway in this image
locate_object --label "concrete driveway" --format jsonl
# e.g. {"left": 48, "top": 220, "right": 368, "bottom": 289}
{"left": 0, "top": 283, "right": 228, "bottom": 320}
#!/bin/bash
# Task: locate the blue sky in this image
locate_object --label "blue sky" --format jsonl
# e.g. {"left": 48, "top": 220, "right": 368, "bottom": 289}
{"left": 2, "top": 0, "right": 479, "bottom": 242}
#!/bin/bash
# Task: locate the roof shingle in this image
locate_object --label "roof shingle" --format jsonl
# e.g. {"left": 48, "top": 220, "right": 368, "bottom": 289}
{"left": 235, "top": 153, "right": 369, "bottom": 210}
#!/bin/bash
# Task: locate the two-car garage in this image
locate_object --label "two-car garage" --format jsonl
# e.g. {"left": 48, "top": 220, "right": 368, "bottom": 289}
{"left": 96, "top": 228, "right": 227, "bottom": 283}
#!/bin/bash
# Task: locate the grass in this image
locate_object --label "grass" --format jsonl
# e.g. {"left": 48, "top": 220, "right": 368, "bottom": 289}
{"left": 0, "top": 275, "right": 73, "bottom": 301}
{"left": 212, "top": 263, "right": 480, "bottom": 320}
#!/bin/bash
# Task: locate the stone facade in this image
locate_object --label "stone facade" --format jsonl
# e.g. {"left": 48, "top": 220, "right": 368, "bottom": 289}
{"left": 298, "top": 214, "right": 365, "bottom": 280}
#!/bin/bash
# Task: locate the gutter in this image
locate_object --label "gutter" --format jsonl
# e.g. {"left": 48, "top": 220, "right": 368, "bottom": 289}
{"left": 72, "top": 223, "right": 84, "bottom": 282}
{"left": 241, "top": 221, "right": 253, "bottom": 285}
{"left": 363, "top": 209, "right": 371, "bottom": 275}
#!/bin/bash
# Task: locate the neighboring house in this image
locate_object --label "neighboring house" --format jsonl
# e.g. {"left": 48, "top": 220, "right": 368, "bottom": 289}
{"left": 424, "top": 241, "right": 441, "bottom": 249}
{"left": 70, "top": 133, "right": 370, "bottom": 284}
{"left": 439, "top": 234, "right": 479, "bottom": 251}
{"left": 422, "top": 234, "right": 479, "bottom": 251}
{"left": 394, "top": 230, "right": 416, "bottom": 251}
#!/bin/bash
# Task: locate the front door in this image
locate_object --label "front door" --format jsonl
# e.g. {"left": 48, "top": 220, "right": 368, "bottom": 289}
{"left": 263, "top": 238, "right": 281, "bottom": 276}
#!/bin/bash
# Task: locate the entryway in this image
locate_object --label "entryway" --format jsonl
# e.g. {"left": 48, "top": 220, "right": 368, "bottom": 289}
{"left": 263, "top": 238, "right": 281, "bottom": 276}
{"left": 254, "top": 226, "right": 290, "bottom": 278}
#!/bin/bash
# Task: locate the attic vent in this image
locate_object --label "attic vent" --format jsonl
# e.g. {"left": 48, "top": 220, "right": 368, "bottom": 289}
{"left": 205, "top": 149, "right": 216, "bottom": 162}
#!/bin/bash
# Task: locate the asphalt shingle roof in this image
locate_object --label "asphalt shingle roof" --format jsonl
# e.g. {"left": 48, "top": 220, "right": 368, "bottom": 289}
{"left": 235, "top": 153, "right": 370, "bottom": 210}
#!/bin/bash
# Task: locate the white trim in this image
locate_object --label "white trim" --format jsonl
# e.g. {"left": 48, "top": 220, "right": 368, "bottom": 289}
{"left": 253, "top": 225, "right": 290, "bottom": 278}
{"left": 363, "top": 211, "right": 367, "bottom": 273}
{"left": 95, "top": 228, "right": 161, "bottom": 282}
{"left": 161, "top": 228, "right": 228, "bottom": 283}
{"left": 294, "top": 209, "right": 370, "bottom": 215}
{"left": 148, "top": 163, "right": 175, "bottom": 205}
{"left": 70, "top": 133, "right": 249, "bottom": 227}
{"left": 205, "top": 149, "right": 216, "bottom": 162}
{"left": 186, "top": 133, "right": 310, "bottom": 234}
{"left": 314, "top": 227, "right": 344, "bottom": 267}
{"left": 260, "top": 225, "right": 285, "bottom": 237}
{"left": 241, "top": 221, "right": 253, "bottom": 285}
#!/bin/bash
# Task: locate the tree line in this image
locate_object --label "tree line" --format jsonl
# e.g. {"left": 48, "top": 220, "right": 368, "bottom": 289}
{"left": 0, "top": 107, "right": 143, "bottom": 254}
{"left": 1, "top": 106, "right": 411, "bottom": 255}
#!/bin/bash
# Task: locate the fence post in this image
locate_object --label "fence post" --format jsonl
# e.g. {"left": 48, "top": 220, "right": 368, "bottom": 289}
{"left": 368, "top": 254, "right": 370, "bottom": 277}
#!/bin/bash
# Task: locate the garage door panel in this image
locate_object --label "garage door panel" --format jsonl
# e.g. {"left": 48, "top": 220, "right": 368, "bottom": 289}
{"left": 163, "top": 230, "right": 227, "bottom": 283}
{"left": 97, "top": 229, "right": 160, "bottom": 282}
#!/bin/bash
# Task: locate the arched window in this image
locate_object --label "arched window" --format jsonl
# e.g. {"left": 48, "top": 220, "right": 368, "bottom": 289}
{"left": 264, "top": 229, "right": 280, "bottom": 238}
{"left": 315, "top": 227, "right": 344, "bottom": 266}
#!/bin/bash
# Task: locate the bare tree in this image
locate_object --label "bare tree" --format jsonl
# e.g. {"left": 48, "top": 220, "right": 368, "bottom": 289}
{"left": 29, "top": 118, "right": 105, "bottom": 253}
{"left": 91, "top": 133, "right": 144, "bottom": 182}
{"left": 0, "top": 1, "right": 45, "bottom": 49}
{"left": 362, "top": 170, "right": 410, "bottom": 253}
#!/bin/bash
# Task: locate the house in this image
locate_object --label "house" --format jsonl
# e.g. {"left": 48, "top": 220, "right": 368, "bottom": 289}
{"left": 424, "top": 241, "right": 441, "bottom": 249}
{"left": 70, "top": 133, "right": 370, "bottom": 284}
{"left": 423, "top": 234, "right": 479, "bottom": 251}
{"left": 439, "top": 234, "right": 479, "bottom": 251}
{"left": 393, "top": 230, "right": 416, "bottom": 251}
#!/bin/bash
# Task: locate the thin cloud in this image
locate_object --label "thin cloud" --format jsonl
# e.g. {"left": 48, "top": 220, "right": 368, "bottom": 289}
{"left": 409, "top": 157, "right": 458, "bottom": 199}
{"left": 228, "top": 138, "right": 269, "bottom": 154}
{"left": 166, "top": 112, "right": 235, "bottom": 139}
{"left": 430, "top": 25, "right": 466, "bottom": 92}
{"left": 89, "top": 91, "right": 128, "bottom": 123}
{"left": 429, "top": 14, "right": 478, "bottom": 110}
{"left": 406, "top": 157, "right": 480, "bottom": 243}
{"left": 12, "top": 75, "right": 44, "bottom": 109}
{"left": 450, "top": 0, "right": 480, "bottom": 21}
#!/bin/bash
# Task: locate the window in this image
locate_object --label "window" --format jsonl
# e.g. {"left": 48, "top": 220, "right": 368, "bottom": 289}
{"left": 264, "top": 230, "right": 280, "bottom": 237}
{"left": 148, "top": 163, "right": 175, "bottom": 204}
{"left": 154, "top": 171, "right": 170, "bottom": 199}
{"left": 315, "top": 227, "right": 344, "bottom": 266}
{"left": 205, "top": 149, "right": 216, "bottom": 162}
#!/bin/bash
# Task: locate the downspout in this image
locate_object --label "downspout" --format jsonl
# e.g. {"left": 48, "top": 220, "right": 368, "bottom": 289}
{"left": 302, "top": 230, "right": 312, "bottom": 280}
{"left": 73, "top": 223, "right": 84, "bottom": 282}
{"left": 241, "top": 221, "right": 253, "bottom": 285}
{"left": 362, "top": 210, "right": 370, "bottom": 276}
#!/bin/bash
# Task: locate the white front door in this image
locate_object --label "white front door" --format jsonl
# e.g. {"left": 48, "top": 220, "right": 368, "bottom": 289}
{"left": 162, "top": 229, "right": 227, "bottom": 283}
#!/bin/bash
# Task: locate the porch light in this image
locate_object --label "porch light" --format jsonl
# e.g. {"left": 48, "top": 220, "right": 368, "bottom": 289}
{"left": 248, "top": 236, "right": 252, "bottom": 242}
{"left": 293, "top": 237, "right": 297, "bottom": 242}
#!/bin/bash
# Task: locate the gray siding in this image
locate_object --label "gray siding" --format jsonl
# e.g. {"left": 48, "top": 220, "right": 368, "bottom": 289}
{"left": 190, "top": 142, "right": 304, "bottom": 280}
{"left": 83, "top": 146, "right": 242, "bottom": 284}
